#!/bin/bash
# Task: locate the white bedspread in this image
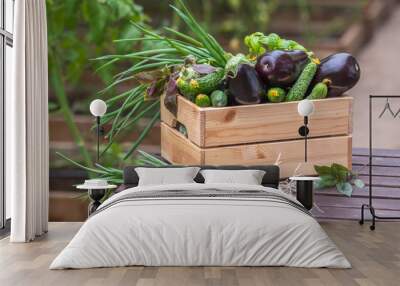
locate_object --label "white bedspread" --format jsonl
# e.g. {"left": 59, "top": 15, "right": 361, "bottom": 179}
{"left": 50, "top": 183, "right": 350, "bottom": 269}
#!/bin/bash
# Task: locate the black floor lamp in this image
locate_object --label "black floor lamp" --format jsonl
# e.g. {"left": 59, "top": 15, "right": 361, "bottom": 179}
{"left": 297, "top": 99, "right": 315, "bottom": 162}
{"left": 89, "top": 99, "right": 107, "bottom": 162}
{"left": 290, "top": 99, "right": 319, "bottom": 210}
{"left": 80, "top": 99, "right": 109, "bottom": 215}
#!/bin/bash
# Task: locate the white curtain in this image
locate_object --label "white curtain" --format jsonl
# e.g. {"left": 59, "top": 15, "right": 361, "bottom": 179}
{"left": 7, "top": 0, "right": 49, "bottom": 242}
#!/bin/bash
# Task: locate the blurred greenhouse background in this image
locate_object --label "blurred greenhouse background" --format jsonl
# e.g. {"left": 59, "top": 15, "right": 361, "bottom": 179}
{"left": 47, "top": 0, "right": 399, "bottom": 221}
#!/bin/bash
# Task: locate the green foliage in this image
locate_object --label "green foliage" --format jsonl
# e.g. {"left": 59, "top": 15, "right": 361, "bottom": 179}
{"left": 244, "top": 32, "right": 309, "bottom": 58}
{"left": 192, "top": 0, "right": 278, "bottom": 51}
{"left": 314, "top": 163, "right": 365, "bottom": 197}
{"left": 56, "top": 149, "right": 168, "bottom": 186}
{"left": 47, "top": 0, "right": 147, "bottom": 170}
{"left": 96, "top": 0, "right": 230, "bottom": 161}
{"left": 47, "top": 0, "right": 146, "bottom": 85}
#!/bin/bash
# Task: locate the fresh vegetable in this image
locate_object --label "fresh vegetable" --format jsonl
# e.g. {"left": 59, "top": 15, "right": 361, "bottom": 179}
{"left": 314, "top": 163, "right": 365, "bottom": 197}
{"left": 192, "top": 64, "right": 217, "bottom": 74}
{"left": 286, "top": 60, "right": 318, "bottom": 102}
{"left": 164, "top": 72, "right": 180, "bottom": 115}
{"left": 225, "top": 53, "right": 252, "bottom": 77}
{"left": 178, "top": 124, "right": 188, "bottom": 137}
{"left": 244, "top": 32, "right": 310, "bottom": 57}
{"left": 311, "top": 53, "right": 360, "bottom": 97}
{"left": 267, "top": 87, "right": 286, "bottom": 103}
{"left": 210, "top": 90, "right": 228, "bottom": 107}
{"left": 227, "top": 64, "right": 264, "bottom": 105}
{"left": 177, "top": 68, "right": 225, "bottom": 101}
{"left": 195, "top": 94, "right": 211, "bottom": 107}
{"left": 255, "top": 50, "right": 309, "bottom": 88}
{"left": 307, "top": 79, "right": 331, "bottom": 100}
{"left": 179, "top": 66, "right": 200, "bottom": 81}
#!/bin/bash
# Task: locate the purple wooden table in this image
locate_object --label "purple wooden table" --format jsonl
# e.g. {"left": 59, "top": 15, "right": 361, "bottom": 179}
{"left": 313, "top": 147, "right": 400, "bottom": 220}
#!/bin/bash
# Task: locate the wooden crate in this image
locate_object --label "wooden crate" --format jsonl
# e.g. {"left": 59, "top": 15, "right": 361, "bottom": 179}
{"left": 161, "top": 95, "right": 353, "bottom": 178}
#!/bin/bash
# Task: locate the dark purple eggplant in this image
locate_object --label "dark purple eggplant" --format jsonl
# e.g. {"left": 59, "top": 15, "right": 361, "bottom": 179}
{"left": 255, "top": 50, "right": 309, "bottom": 87}
{"left": 227, "top": 64, "right": 264, "bottom": 105}
{"left": 312, "top": 53, "right": 360, "bottom": 97}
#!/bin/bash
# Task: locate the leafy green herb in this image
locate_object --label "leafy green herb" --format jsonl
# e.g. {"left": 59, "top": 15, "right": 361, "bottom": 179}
{"left": 244, "top": 32, "right": 311, "bottom": 58}
{"left": 93, "top": 0, "right": 230, "bottom": 162}
{"left": 314, "top": 163, "right": 365, "bottom": 197}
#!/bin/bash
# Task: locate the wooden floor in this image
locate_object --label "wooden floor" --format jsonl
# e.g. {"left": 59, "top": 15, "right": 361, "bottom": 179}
{"left": 0, "top": 221, "right": 399, "bottom": 286}
{"left": 314, "top": 147, "right": 400, "bottom": 220}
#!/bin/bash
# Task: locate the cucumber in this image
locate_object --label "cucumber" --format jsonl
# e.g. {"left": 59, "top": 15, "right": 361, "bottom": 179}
{"left": 307, "top": 79, "right": 331, "bottom": 100}
{"left": 178, "top": 124, "right": 188, "bottom": 137}
{"left": 286, "top": 60, "right": 318, "bottom": 102}
{"left": 210, "top": 90, "right": 228, "bottom": 107}
{"left": 195, "top": 94, "right": 211, "bottom": 107}
{"left": 267, "top": 87, "right": 286, "bottom": 103}
{"left": 177, "top": 68, "right": 224, "bottom": 101}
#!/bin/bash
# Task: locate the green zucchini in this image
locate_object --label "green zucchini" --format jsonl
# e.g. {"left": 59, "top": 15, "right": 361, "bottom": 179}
{"left": 177, "top": 69, "right": 224, "bottom": 101}
{"left": 286, "top": 60, "right": 318, "bottom": 102}
{"left": 307, "top": 79, "right": 331, "bottom": 100}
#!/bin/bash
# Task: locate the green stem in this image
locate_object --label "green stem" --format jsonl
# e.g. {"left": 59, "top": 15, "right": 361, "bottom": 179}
{"left": 123, "top": 110, "right": 160, "bottom": 160}
{"left": 49, "top": 57, "right": 94, "bottom": 171}
{"left": 171, "top": 0, "right": 181, "bottom": 30}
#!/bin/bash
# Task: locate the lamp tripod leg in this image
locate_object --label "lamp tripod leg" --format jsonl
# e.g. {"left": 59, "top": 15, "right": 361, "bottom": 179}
{"left": 304, "top": 116, "right": 308, "bottom": 163}
{"left": 305, "top": 129, "right": 307, "bottom": 162}
{"left": 96, "top": 116, "right": 100, "bottom": 163}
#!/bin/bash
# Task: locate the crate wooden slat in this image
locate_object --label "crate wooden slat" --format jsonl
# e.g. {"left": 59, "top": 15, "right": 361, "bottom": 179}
{"left": 161, "top": 95, "right": 353, "bottom": 148}
{"left": 161, "top": 122, "right": 352, "bottom": 178}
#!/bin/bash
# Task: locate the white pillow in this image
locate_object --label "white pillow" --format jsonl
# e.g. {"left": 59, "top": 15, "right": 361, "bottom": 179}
{"left": 200, "top": 169, "right": 266, "bottom": 185}
{"left": 135, "top": 167, "right": 200, "bottom": 186}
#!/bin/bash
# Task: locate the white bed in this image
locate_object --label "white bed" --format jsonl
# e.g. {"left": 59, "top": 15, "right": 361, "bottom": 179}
{"left": 50, "top": 183, "right": 350, "bottom": 269}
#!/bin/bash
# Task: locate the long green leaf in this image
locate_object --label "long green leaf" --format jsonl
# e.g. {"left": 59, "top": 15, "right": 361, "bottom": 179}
{"left": 105, "top": 86, "right": 142, "bottom": 107}
{"left": 101, "top": 99, "right": 145, "bottom": 156}
{"left": 137, "top": 150, "right": 169, "bottom": 166}
{"left": 95, "top": 58, "right": 119, "bottom": 73}
{"left": 111, "top": 61, "right": 173, "bottom": 82}
{"left": 119, "top": 55, "right": 183, "bottom": 62}
{"left": 98, "top": 75, "right": 135, "bottom": 94}
{"left": 94, "top": 48, "right": 177, "bottom": 61}
{"left": 114, "top": 56, "right": 163, "bottom": 80}
{"left": 56, "top": 152, "right": 107, "bottom": 175}
{"left": 109, "top": 88, "right": 138, "bottom": 141}
{"left": 94, "top": 163, "right": 123, "bottom": 175}
{"left": 109, "top": 99, "right": 145, "bottom": 138}
{"left": 175, "top": 0, "right": 226, "bottom": 58}
{"left": 123, "top": 110, "right": 160, "bottom": 160}
{"left": 113, "top": 37, "right": 149, "bottom": 43}
{"left": 169, "top": 4, "right": 226, "bottom": 66}
{"left": 102, "top": 95, "right": 144, "bottom": 125}
{"left": 130, "top": 20, "right": 214, "bottom": 63}
{"left": 116, "top": 99, "right": 160, "bottom": 133}
{"left": 163, "top": 27, "right": 202, "bottom": 47}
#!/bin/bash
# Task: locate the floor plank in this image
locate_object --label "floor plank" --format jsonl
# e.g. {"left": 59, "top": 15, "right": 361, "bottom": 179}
{"left": 1, "top": 221, "right": 400, "bottom": 286}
